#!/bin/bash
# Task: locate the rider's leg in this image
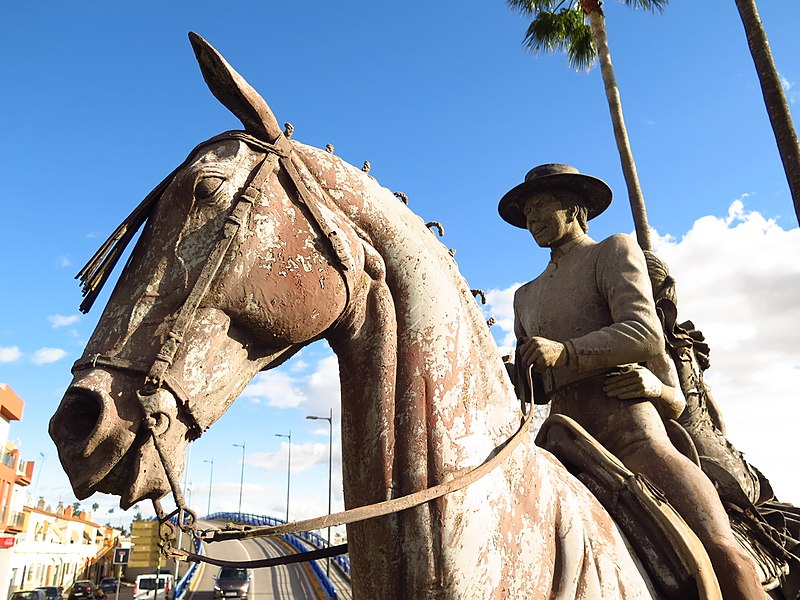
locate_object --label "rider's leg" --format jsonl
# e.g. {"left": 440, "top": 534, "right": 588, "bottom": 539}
{"left": 612, "top": 414, "right": 768, "bottom": 600}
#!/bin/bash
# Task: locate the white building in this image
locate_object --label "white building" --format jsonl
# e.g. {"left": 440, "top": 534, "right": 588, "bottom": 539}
{"left": 0, "top": 385, "right": 122, "bottom": 596}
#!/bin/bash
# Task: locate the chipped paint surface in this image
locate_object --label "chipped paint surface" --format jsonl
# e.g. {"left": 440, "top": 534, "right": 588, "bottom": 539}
{"left": 50, "top": 138, "right": 659, "bottom": 597}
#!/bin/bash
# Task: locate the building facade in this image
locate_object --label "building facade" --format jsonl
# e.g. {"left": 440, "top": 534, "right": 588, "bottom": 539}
{"left": 0, "top": 385, "right": 123, "bottom": 597}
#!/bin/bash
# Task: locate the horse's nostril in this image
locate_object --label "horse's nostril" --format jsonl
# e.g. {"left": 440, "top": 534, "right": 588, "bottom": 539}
{"left": 56, "top": 391, "right": 103, "bottom": 443}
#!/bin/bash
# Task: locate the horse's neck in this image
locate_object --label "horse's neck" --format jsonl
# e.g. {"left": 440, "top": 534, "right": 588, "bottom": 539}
{"left": 327, "top": 174, "right": 520, "bottom": 504}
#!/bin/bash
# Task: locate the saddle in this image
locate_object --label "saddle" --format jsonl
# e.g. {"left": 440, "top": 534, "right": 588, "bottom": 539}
{"left": 537, "top": 414, "right": 796, "bottom": 599}
{"left": 536, "top": 414, "right": 720, "bottom": 600}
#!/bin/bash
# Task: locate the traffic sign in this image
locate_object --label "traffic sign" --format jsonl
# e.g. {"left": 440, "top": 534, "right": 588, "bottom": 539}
{"left": 113, "top": 547, "right": 131, "bottom": 564}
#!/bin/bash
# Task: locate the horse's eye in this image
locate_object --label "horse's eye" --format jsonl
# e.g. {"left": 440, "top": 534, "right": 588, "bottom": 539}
{"left": 194, "top": 176, "right": 225, "bottom": 201}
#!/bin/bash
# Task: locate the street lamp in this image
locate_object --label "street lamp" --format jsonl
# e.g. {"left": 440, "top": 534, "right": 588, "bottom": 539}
{"left": 306, "top": 409, "right": 333, "bottom": 576}
{"left": 204, "top": 459, "right": 214, "bottom": 516}
{"left": 275, "top": 432, "right": 292, "bottom": 523}
{"left": 233, "top": 443, "right": 245, "bottom": 517}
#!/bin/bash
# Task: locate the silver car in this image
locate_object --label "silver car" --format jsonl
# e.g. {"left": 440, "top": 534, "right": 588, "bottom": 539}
{"left": 213, "top": 568, "right": 251, "bottom": 599}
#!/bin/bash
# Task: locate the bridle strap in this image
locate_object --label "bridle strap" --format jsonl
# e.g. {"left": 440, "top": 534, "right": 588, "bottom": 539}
{"left": 272, "top": 135, "right": 358, "bottom": 305}
{"left": 162, "top": 409, "right": 534, "bottom": 569}
{"left": 72, "top": 131, "right": 355, "bottom": 435}
{"left": 178, "top": 407, "right": 534, "bottom": 546}
{"left": 143, "top": 150, "right": 279, "bottom": 394}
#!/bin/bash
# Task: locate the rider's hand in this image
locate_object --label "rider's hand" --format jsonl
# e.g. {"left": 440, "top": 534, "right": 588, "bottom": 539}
{"left": 518, "top": 336, "right": 567, "bottom": 373}
{"left": 603, "top": 365, "right": 663, "bottom": 400}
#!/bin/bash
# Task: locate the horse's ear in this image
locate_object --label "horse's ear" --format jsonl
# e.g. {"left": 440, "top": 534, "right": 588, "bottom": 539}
{"left": 189, "top": 32, "right": 283, "bottom": 142}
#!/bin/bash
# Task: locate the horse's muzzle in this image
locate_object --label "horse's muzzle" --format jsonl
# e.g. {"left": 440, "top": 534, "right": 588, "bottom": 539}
{"left": 49, "top": 371, "right": 151, "bottom": 504}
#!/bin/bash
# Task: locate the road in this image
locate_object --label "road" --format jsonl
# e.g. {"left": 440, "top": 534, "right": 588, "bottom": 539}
{"left": 187, "top": 537, "right": 318, "bottom": 600}
{"left": 183, "top": 521, "right": 351, "bottom": 600}
{"left": 112, "top": 521, "right": 351, "bottom": 600}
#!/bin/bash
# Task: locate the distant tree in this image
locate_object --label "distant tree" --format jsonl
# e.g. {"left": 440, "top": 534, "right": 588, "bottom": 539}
{"left": 506, "top": 0, "right": 669, "bottom": 250}
{"left": 92, "top": 502, "right": 100, "bottom": 512}
{"left": 734, "top": 0, "right": 800, "bottom": 226}
{"left": 72, "top": 501, "right": 81, "bottom": 513}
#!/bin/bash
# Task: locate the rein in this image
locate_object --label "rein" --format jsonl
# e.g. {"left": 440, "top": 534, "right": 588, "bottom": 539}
{"left": 164, "top": 407, "right": 536, "bottom": 569}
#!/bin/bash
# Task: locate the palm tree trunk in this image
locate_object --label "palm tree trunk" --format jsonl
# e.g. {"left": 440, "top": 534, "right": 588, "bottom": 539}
{"left": 582, "top": 0, "right": 652, "bottom": 250}
{"left": 734, "top": 0, "right": 800, "bottom": 227}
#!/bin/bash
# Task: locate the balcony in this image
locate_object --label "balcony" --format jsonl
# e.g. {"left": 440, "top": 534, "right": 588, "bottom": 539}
{"left": 6, "top": 511, "right": 25, "bottom": 533}
{"left": 15, "top": 461, "right": 33, "bottom": 486}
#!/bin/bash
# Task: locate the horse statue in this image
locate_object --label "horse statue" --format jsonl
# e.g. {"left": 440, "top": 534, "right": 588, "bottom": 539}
{"left": 50, "top": 33, "right": 733, "bottom": 599}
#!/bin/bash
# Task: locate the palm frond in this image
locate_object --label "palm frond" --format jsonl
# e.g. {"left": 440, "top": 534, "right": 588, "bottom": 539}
{"left": 565, "top": 15, "right": 595, "bottom": 71}
{"left": 625, "top": 0, "right": 669, "bottom": 13}
{"left": 521, "top": 8, "right": 594, "bottom": 71}
{"left": 506, "top": 0, "right": 579, "bottom": 17}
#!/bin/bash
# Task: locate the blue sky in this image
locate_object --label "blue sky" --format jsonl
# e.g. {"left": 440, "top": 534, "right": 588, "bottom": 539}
{"left": 1, "top": 1, "right": 798, "bottom": 529}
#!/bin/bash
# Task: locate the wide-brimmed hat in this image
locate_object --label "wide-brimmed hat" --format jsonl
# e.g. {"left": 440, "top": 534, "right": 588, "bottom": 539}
{"left": 498, "top": 163, "right": 612, "bottom": 228}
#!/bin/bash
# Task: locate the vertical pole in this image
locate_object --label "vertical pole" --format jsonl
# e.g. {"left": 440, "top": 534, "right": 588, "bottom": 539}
{"left": 286, "top": 433, "right": 292, "bottom": 524}
{"left": 274, "top": 433, "right": 292, "bottom": 522}
{"left": 233, "top": 443, "right": 245, "bottom": 517}
{"left": 326, "top": 409, "right": 332, "bottom": 577}
{"left": 204, "top": 459, "right": 214, "bottom": 517}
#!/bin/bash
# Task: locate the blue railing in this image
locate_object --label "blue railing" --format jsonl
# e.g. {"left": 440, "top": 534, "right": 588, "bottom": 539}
{"left": 205, "top": 512, "right": 350, "bottom": 599}
{"left": 174, "top": 531, "right": 203, "bottom": 600}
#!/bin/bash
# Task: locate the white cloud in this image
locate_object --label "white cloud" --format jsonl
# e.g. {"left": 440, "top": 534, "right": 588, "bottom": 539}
{"left": 481, "top": 201, "right": 800, "bottom": 504}
{"left": 0, "top": 347, "right": 22, "bottom": 363}
{"left": 48, "top": 314, "right": 80, "bottom": 329}
{"left": 242, "top": 354, "right": 341, "bottom": 415}
{"left": 243, "top": 371, "right": 307, "bottom": 407}
{"left": 57, "top": 256, "right": 72, "bottom": 268}
{"left": 779, "top": 73, "right": 797, "bottom": 103}
{"left": 249, "top": 440, "right": 337, "bottom": 475}
{"left": 484, "top": 283, "right": 523, "bottom": 354}
{"left": 31, "top": 347, "right": 68, "bottom": 365}
{"left": 650, "top": 201, "right": 800, "bottom": 503}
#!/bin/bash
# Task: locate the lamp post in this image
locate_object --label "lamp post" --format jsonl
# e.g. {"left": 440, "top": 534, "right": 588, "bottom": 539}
{"left": 275, "top": 432, "right": 292, "bottom": 523}
{"left": 306, "top": 409, "right": 333, "bottom": 576}
{"left": 204, "top": 459, "right": 214, "bottom": 517}
{"left": 233, "top": 443, "right": 245, "bottom": 517}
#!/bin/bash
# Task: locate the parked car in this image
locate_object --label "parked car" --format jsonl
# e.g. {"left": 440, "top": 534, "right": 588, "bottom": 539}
{"left": 133, "top": 574, "right": 173, "bottom": 600}
{"left": 35, "top": 588, "right": 62, "bottom": 600}
{"left": 10, "top": 591, "right": 46, "bottom": 600}
{"left": 67, "top": 582, "right": 99, "bottom": 600}
{"left": 213, "top": 568, "right": 251, "bottom": 599}
{"left": 98, "top": 580, "right": 118, "bottom": 595}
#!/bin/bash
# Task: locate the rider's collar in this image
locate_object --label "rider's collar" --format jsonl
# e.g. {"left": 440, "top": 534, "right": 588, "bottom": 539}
{"left": 550, "top": 233, "right": 594, "bottom": 261}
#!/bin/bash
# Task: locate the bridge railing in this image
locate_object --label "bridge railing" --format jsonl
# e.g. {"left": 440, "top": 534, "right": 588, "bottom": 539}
{"left": 174, "top": 535, "right": 203, "bottom": 600}
{"left": 206, "top": 512, "right": 350, "bottom": 598}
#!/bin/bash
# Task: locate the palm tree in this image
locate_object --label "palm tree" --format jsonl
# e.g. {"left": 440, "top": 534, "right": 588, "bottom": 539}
{"left": 507, "top": 0, "right": 668, "bottom": 251}
{"left": 734, "top": 0, "right": 800, "bottom": 227}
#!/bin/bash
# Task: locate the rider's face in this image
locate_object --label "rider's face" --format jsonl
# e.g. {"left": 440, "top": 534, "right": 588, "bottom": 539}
{"left": 523, "top": 192, "right": 578, "bottom": 248}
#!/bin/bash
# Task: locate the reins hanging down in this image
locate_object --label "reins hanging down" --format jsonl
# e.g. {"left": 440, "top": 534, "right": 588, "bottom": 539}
{"left": 160, "top": 407, "right": 536, "bottom": 569}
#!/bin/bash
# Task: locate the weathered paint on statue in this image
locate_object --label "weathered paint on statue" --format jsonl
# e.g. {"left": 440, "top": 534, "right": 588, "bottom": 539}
{"left": 50, "top": 33, "right": 680, "bottom": 598}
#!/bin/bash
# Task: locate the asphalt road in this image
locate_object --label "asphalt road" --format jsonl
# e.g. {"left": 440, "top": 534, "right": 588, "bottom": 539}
{"left": 115, "top": 521, "right": 351, "bottom": 600}
{"left": 184, "top": 524, "right": 323, "bottom": 600}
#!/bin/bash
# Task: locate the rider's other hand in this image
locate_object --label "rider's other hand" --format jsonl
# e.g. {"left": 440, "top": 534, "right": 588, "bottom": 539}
{"left": 603, "top": 365, "right": 663, "bottom": 400}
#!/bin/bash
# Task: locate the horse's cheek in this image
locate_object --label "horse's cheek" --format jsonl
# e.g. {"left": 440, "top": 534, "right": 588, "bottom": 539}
{"left": 223, "top": 264, "right": 345, "bottom": 344}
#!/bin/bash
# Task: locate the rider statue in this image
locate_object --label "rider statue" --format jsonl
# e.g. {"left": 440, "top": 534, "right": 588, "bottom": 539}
{"left": 498, "top": 163, "right": 767, "bottom": 600}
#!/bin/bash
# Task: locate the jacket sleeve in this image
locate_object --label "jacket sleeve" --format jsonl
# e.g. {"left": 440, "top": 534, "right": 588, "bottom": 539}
{"left": 566, "top": 234, "right": 663, "bottom": 372}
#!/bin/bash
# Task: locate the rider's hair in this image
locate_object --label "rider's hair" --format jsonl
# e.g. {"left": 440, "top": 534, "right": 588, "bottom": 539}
{"left": 559, "top": 191, "right": 589, "bottom": 233}
{"left": 643, "top": 250, "right": 677, "bottom": 303}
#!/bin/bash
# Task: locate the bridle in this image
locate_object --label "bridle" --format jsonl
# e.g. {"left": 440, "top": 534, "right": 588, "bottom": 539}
{"left": 70, "top": 129, "right": 535, "bottom": 570}
{"left": 71, "top": 129, "right": 359, "bottom": 560}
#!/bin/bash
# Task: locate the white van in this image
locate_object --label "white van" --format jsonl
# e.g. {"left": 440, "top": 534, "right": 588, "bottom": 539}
{"left": 133, "top": 574, "right": 174, "bottom": 600}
